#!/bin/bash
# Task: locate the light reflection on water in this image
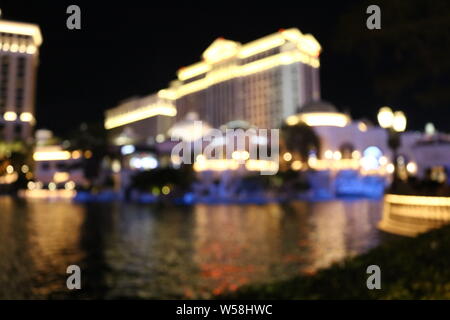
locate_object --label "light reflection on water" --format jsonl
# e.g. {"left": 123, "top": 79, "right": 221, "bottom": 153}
{"left": 0, "top": 197, "right": 382, "bottom": 299}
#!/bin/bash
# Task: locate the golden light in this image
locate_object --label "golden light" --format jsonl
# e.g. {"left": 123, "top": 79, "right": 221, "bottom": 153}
{"left": 84, "top": 150, "right": 93, "bottom": 159}
{"left": 177, "top": 62, "right": 211, "bottom": 81}
{"left": 6, "top": 165, "right": 14, "bottom": 174}
{"left": 245, "top": 160, "right": 279, "bottom": 172}
{"left": 53, "top": 172, "right": 69, "bottom": 183}
{"left": 64, "top": 181, "right": 76, "bottom": 191}
{"left": 33, "top": 150, "right": 71, "bottom": 161}
{"left": 71, "top": 150, "right": 82, "bottom": 159}
{"left": 194, "top": 159, "right": 240, "bottom": 172}
{"left": 196, "top": 154, "right": 206, "bottom": 163}
{"left": 0, "top": 20, "right": 42, "bottom": 46}
{"left": 291, "top": 160, "right": 303, "bottom": 171}
{"left": 385, "top": 194, "right": 450, "bottom": 207}
{"left": 308, "top": 156, "right": 318, "bottom": 167}
{"left": 3, "top": 111, "right": 17, "bottom": 121}
{"left": 286, "top": 115, "right": 299, "bottom": 126}
{"left": 283, "top": 152, "right": 292, "bottom": 162}
{"left": 104, "top": 101, "right": 177, "bottom": 129}
{"left": 296, "top": 113, "right": 349, "bottom": 127}
{"left": 377, "top": 107, "right": 394, "bottom": 129}
{"left": 171, "top": 155, "right": 182, "bottom": 166}
{"left": 27, "top": 181, "right": 36, "bottom": 190}
{"left": 48, "top": 182, "right": 57, "bottom": 191}
{"left": 352, "top": 150, "right": 361, "bottom": 159}
{"left": 21, "top": 165, "right": 29, "bottom": 173}
{"left": 358, "top": 122, "right": 368, "bottom": 132}
{"left": 232, "top": 151, "right": 249, "bottom": 161}
{"left": 393, "top": 111, "right": 407, "bottom": 132}
{"left": 19, "top": 112, "right": 34, "bottom": 122}
{"left": 202, "top": 38, "right": 240, "bottom": 64}
{"left": 111, "top": 160, "right": 121, "bottom": 173}
{"left": 26, "top": 45, "right": 37, "bottom": 54}
{"left": 161, "top": 185, "right": 170, "bottom": 195}
{"left": 406, "top": 162, "right": 418, "bottom": 175}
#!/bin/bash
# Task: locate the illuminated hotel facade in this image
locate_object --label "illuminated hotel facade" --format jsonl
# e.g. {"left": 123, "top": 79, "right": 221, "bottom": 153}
{"left": 105, "top": 28, "right": 321, "bottom": 143}
{"left": 0, "top": 19, "right": 42, "bottom": 142}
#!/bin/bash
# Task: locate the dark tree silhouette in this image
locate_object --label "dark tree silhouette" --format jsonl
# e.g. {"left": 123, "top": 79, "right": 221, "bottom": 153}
{"left": 334, "top": 0, "right": 450, "bottom": 130}
{"left": 281, "top": 122, "right": 321, "bottom": 163}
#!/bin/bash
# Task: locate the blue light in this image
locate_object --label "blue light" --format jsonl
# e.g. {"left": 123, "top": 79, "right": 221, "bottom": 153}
{"left": 121, "top": 144, "right": 135, "bottom": 155}
{"left": 361, "top": 146, "right": 383, "bottom": 171}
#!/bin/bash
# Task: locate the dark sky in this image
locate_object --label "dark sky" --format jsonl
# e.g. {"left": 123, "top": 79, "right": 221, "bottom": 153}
{"left": 1, "top": 1, "right": 446, "bottom": 136}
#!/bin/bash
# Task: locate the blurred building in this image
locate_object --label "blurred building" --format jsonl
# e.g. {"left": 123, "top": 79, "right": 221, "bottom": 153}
{"left": 169, "top": 28, "right": 321, "bottom": 129}
{"left": 105, "top": 93, "right": 176, "bottom": 146}
{"left": 32, "top": 130, "right": 88, "bottom": 189}
{"left": 104, "top": 28, "right": 321, "bottom": 146}
{"left": 0, "top": 18, "right": 42, "bottom": 142}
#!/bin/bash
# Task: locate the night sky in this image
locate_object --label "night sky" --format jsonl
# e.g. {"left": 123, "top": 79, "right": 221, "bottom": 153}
{"left": 1, "top": 1, "right": 449, "bottom": 136}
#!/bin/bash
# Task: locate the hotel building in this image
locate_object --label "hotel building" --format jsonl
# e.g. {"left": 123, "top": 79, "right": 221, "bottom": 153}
{"left": 0, "top": 19, "right": 42, "bottom": 142}
{"left": 105, "top": 28, "right": 321, "bottom": 143}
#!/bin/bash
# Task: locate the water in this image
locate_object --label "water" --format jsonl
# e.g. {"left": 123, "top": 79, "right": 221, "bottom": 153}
{"left": 0, "top": 197, "right": 383, "bottom": 299}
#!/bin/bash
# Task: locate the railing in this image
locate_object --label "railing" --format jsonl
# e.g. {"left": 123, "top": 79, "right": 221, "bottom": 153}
{"left": 379, "top": 194, "right": 450, "bottom": 237}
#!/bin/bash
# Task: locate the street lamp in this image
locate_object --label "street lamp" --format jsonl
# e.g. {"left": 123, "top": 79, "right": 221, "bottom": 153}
{"left": 377, "top": 107, "right": 407, "bottom": 192}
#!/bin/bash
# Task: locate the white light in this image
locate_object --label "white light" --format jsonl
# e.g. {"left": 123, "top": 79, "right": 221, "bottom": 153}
{"left": 141, "top": 157, "right": 158, "bottom": 170}
{"left": 130, "top": 158, "right": 142, "bottom": 169}
{"left": 121, "top": 144, "right": 135, "bottom": 155}
{"left": 393, "top": 111, "right": 407, "bottom": 132}
{"left": 48, "top": 182, "right": 56, "bottom": 191}
{"left": 333, "top": 151, "right": 342, "bottom": 161}
{"left": 4, "top": 112, "right": 17, "bottom": 121}
{"left": 156, "top": 134, "right": 165, "bottom": 143}
{"left": 251, "top": 135, "right": 267, "bottom": 145}
{"left": 379, "top": 156, "right": 388, "bottom": 166}
{"left": 27, "top": 181, "right": 36, "bottom": 190}
{"left": 377, "top": 107, "right": 394, "bottom": 129}
{"left": 406, "top": 162, "right": 418, "bottom": 175}
{"left": 386, "top": 163, "right": 395, "bottom": 174}
{"left": 64, "top": 181, "right": 76, "bottom": 190}
{"left": 19, "top": 112, "right": 33, "bottom": 122}
{"left": 21, "top": 165, "right": 29, "bottom": 174}
{"left": 425, "top": 123, "right": 436, "bottom": 135}
{"left": 324, "top": 150, "right": 333, "bottom": 159}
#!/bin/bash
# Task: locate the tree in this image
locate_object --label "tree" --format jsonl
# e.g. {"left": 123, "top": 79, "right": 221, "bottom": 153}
{"left": 334, "top": 0, "right": 450, "bottom": 129}
{"left": 281, "top": 122, "right": 321, "bottom": 163}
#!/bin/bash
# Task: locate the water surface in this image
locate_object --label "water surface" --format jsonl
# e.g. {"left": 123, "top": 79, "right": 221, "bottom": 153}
{"left": 0, "top": 197, "right": 383, "bottom": 299}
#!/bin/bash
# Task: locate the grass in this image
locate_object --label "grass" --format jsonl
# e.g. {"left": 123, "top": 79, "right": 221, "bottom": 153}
{"left": 221, "top": 225, "right": 450, "bottom": 299}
